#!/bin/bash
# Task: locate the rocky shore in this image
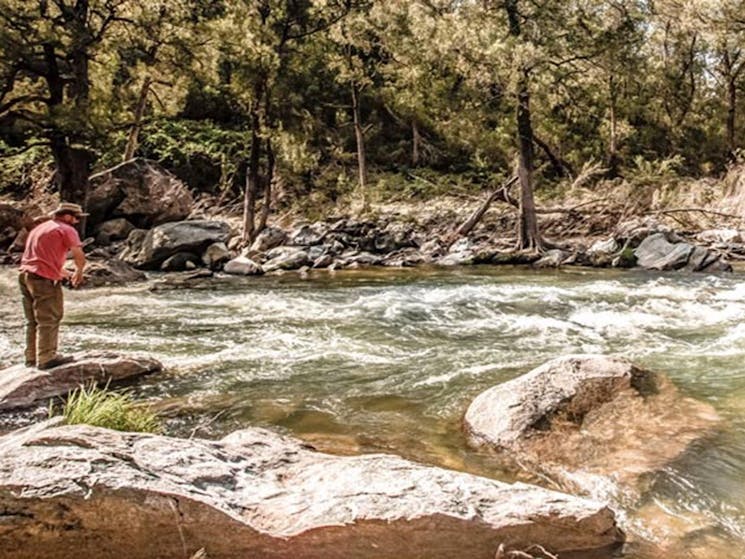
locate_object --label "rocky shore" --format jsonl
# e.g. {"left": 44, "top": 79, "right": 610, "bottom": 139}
{"left": 1, "top": 158, "right": 741, "bottom": 289}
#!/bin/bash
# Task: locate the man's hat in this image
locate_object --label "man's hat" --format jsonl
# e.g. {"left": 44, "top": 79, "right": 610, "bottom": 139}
{"left": 50, "top": 202, "right": 89, "bottom": 217}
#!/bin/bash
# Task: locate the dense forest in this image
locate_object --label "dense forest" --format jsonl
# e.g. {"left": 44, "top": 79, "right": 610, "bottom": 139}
{"left": 1, "top": 0, "right": 744, "bottom": 246}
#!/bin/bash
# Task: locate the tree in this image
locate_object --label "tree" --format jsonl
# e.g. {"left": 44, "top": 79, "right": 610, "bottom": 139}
{"left": 0, "top": 0, "right": 221, "bottom": 210}
{"left": 214, "top": 0, "right": 353, "bottom": 243}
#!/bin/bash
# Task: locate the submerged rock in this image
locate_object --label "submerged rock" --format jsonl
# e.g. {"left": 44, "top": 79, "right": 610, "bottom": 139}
{"left": 0, "top": 422, "right": 624, "bottom": 559}
{"left": 464, "top": 355, "right": 721, "bottom": 501}
{"left": 0, "top": 353, "right": 162, "bottom": 411}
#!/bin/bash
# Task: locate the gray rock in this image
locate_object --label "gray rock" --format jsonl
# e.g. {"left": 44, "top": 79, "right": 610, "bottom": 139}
{"left": 160, "top": 252, "right": 200, "bottom": 272}
{"left": 263, "top": 247, "right": 311, "bottom": 272}
{"left": 94, "top": 218, "right": 135, "bottom": 245}
{"left": 382, "top": 248, "right": 425, "bottom": 267}
{"left": 614, "top": 217, "right": 672, "bottom": 248}
{"left": 437, "top": 250, "right": 474, "bottom": 266}
{"left": 290, "top": 223, "right": 328, "bottom": 246}
{"left": 312, "top": 254, "right": 334, "bottom": 268}
{"left": 83, "top": 259, "right": 147, "bottom": 288}
{"left": 0, "top": 353, "right": 162, "bottom": 411}
{"left": 345, "top": 251, "right": 383, "bottom": 266}
{"left": 696, "top": 229, "right": 742, "bottom": 244}
{"left": 634, "top": 233, "right": 694, "bottom": 270}
{"left": 250, "top": 226, "right": 288, "bottom": 252}
{"left": 223, "top": 256, "right": 264, "bottom": 276}
{"left": 587, "top": 238, "right": 619, "bottom": 267}
{"left": 0, "top": 422, "right": 624, "bottom": 559}
{"left": 87, "top": 158, "right": 193, "bottom": 229}
{"left": 122, "top": 220, "right": 230, "bottom": 270}
{"left": 420, "top": 238, "right": 446, "bottom": 259}
{"left": 465, "top": 355, "right": 720, "bottom": 500}
{"left": 533, "top": 249, "right": 570, "bottom": 268}
{"left": 202, "top": 242, "right": 231, "bottom": 270}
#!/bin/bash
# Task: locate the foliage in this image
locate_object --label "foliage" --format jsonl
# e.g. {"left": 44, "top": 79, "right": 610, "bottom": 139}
{"left": 0, "top": 142, "right": 53, "bottom": 196}
{"left": 55, "top": 384, "right": 161, "bottom": 433}
{"left": 3, "top": 0, "right": 745, "bottom": 206}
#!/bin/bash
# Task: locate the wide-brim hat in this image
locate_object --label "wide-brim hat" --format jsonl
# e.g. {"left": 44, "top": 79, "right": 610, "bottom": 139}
{"left": 50, "top": 202, "right": 89, "bottom": 217}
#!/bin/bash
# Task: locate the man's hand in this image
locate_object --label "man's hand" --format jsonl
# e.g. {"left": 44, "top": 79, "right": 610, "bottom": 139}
{"left": 69, "top": 246, "right": 86, "bottom": 288}
{"left": 71, "top": 268, "right": 84, "bottom": 287}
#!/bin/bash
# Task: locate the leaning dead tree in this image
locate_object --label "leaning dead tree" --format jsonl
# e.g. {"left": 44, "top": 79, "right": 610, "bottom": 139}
{"left": 455, "top": 175, "right": 519, "bottom": 239}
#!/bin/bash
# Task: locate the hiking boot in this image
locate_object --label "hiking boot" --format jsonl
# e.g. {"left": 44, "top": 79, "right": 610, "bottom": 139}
{"left": 38, "top": 354, "right": 75, "bottom": 370}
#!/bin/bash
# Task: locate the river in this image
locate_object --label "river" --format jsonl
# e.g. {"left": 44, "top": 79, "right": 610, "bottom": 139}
{"left": 1, "top": 265, "right": 744, "bottom": 557}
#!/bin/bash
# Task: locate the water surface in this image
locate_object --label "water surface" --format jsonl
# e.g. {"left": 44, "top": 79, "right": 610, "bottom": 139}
{"left": 1, "top": 266, "right": 744, "bottom": 557}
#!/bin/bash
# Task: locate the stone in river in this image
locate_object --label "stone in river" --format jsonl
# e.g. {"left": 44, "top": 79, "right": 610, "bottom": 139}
{"left": 0, "top": 353, "right": 162, "bottom": 411}
{"left": 464, "top": 355, "right": 721, "bottom": 501}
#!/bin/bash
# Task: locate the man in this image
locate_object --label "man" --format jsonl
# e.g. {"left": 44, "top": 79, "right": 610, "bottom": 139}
{"left": 18, "top": 202, "right": 87, "bottom": 369}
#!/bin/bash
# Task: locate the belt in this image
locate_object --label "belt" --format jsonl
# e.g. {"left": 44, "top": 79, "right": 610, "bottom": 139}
{"left": 21, "top": 271, "right": 61, "bottom": 285}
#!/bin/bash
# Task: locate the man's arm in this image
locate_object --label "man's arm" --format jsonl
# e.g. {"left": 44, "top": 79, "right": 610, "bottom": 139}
{"left": 69, "top": 246, "right": 86, "bottom": 287}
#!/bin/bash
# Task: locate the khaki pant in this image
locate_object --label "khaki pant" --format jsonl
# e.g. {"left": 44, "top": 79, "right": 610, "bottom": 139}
{"left": 18, "top": 272, "right": 64, "bottom": 366}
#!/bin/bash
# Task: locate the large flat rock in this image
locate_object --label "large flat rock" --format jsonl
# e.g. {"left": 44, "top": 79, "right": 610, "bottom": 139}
{"left": 0, "top": 422, "right": 624, "bottom": 559}
{"left": 464, "top": 355, "right": 721, "bottom": 501}
{"left": 0, "top": 353, "right": 162, "bottom": 411}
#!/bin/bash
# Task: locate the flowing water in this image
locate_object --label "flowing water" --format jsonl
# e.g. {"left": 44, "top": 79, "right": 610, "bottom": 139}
{"left": 1, "top": 265, "right": 745, "bottom": 557}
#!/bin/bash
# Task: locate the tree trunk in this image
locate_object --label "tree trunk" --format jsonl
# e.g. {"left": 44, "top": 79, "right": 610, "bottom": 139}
{"left": 454, "top": 175, "right": 518, "bottom": 239}
{"left": 50, "top": 136, "right": 92, "bottom": 233}
{"left": 123, "top": 76, "right": 152, "bottom": 162}
{"left": 257, "top": 137, "right": 275, "bottom": 234}
{"left": 505, "top": 0, "right": 542, "bottom": 251}
{"left": 515, "top": 73, "right": 541, "bottom": 250}
{"left": 351, "top": 82, "right": 369, "bottom": 211}
{"left": 412, "top": 119, "right": 421, "bottom": 166}
{"left": 242, "top": 128, "right": 260, "bottom": 245}
{"left": 608, "top": 75, "right": 620, "bottom": 176}
{"left": 242, "top": 80, "right": 265, "bottom": 244}
{"left": 727, "top": 75, "right": 736, "bottom": 158}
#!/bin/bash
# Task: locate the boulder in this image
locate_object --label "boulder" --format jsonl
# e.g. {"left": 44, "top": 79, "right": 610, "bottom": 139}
{"left": 250, "top": 227, "right": 288, "bottom": 252}
{"left": 262, "top": 247, "right": 311, "bottom": 272}
{"left": 382, "top": 248, "right": 425, "bottom": 267}
{"left": 87, "top": 158, "right": 194, "bottom": 229}
{"left": 372, "top": 222, "right": 418, "bottom": 253}
{"left": 465, "top": 355, "right": 720, "bottom": 500}
{"left": 289, "top": 223, "right": 328, "bottom": 246}
{"left": 0, "top": 422, "right": 624, "bottom": 559}
{"left": 223, "top": 256, "right": 264, "bottom": 276}
{"left": 83, "top": 259, "right": 147, "bottom": 288}
{"left": 533, "top": 249, "right": 571, "bottom": 268}
{"left": 0, "top": 353, "right": 162, "bottom": 411}
{"left": 634, "top": 233, "right": 694, "bottom": 270}
{"left": 94, "top": 218, "right": 135, "bottom": 245}
{"left": 613, "top": 217, "right": 672, "bottom": 249}
{"left": 121, "top": 220, "right": 230, "bottom": 270}
{"left": 202, "top": 242, "right": 231, "bottom": 270}
{"left": 587, "top": 238, "right": 620, "bottom": 267}
{"left": 160, "top": 252, "right": 200, "bottom": 272}
{"left": 696, "top": 228, "right": 742, "bottom": 244}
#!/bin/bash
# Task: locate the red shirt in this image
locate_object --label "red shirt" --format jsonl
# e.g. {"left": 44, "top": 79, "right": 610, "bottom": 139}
{"left": 20, "top": 219, "right": 82, "bottom": 281}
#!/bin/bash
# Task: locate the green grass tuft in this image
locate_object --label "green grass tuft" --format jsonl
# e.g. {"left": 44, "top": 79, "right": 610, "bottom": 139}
{"left": 56, "top": 383, "right": 161, "bottom": 433}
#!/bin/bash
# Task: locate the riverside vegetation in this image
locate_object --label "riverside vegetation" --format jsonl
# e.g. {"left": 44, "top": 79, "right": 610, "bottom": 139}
{"left": 2, "top": 1, "right": 745, "bottom": 250}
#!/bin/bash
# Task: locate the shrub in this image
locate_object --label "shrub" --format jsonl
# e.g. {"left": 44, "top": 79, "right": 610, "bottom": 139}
{"left": 55, "top": 383, "right": 161, "bottom": 433}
